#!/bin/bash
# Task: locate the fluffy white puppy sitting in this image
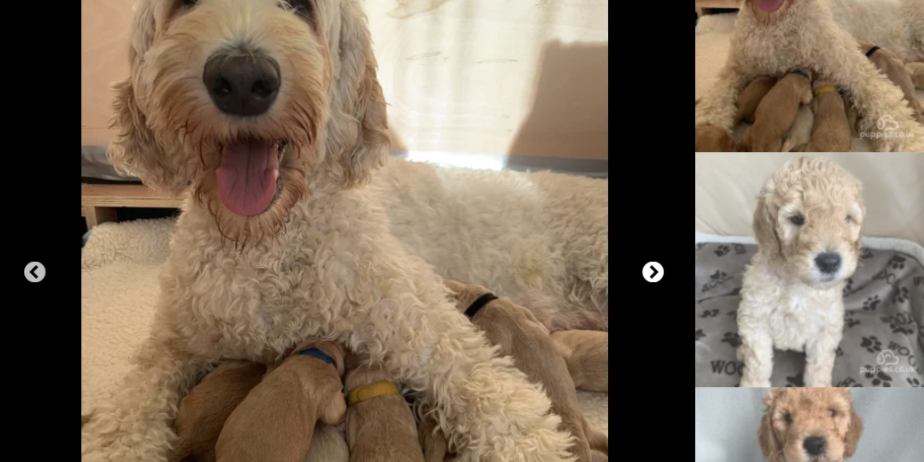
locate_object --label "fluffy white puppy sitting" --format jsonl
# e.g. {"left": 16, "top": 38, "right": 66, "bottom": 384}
{"left": 737, "top": 157, "right": 865, "bottom": 388}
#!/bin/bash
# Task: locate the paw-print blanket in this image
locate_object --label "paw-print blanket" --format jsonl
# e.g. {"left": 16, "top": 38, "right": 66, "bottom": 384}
{"left": 694, "top": 235, "right": 924, "bottom": 388}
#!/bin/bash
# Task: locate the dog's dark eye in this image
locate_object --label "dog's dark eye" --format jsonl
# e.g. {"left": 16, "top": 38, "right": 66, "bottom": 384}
{"left": 789, "top": 215, "right": 805, "bottom": 226}
{"left": 830, "top": 409, "right": 837, "bottom": 417}
{"left": 288, "top": 0, "right": 314, "bottom": 16}
{"left": 845, "top": 215, "right": 854, "bottom": 223}
{"left": 182, "top": 0, "right": 198, "bottom": 6}
{"left": 784, "top": 412, "right": 793, "bottom": 424}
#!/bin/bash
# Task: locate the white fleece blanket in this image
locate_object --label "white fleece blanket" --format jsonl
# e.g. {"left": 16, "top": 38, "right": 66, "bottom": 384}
{"left": 80, "top": 218, "right": 608, "bottom": 434}
{"left": 695, "top": 13, "right": 924, "bottom": 151}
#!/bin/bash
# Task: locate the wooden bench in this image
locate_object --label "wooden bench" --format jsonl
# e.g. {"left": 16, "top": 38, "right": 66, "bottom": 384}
{"left": 81, "top": 183, "right": 185, "bottom": 229}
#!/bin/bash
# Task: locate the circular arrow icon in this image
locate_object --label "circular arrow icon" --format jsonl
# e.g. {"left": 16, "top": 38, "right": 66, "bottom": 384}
{"left": 25, "top": 262, "right": 45, "bottom": 283}
{"left": 643, "top": 262, "right": 663, "bottom": 283}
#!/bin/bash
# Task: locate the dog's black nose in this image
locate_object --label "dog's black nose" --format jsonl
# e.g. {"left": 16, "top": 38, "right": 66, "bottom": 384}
{"left": 203, "top": 50, "right": 280, "bottom": 117}
{"left": 815, "top": 252, "right": 841, "bottom": 274}
{"left": 803, "top": 436, "right": 826, "bottom": 456}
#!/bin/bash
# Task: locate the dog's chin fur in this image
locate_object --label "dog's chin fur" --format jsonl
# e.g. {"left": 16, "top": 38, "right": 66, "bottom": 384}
{"left": 194, "top": 146, "right": 311, "bottom": 246}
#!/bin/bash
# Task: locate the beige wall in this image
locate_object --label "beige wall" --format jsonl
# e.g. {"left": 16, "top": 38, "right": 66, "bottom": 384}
{"left": 81, "top": 0, "right": 608, "bottom": 160}
{"left": 695, "top": 153, "right": 924, "bottom": 245}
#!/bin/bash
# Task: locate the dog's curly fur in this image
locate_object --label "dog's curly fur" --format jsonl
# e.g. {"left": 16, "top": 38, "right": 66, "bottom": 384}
{"left": 758, "top": 388, "right": 863, "bottom": 462}
{"left": 737, "top": 157, "right": 864, "bottom": 387}
{"left": 695, "top": 0, "right": 924, "bottom": 152}
{"left": 80, "top": 1, "right": 608, "bottom": 461}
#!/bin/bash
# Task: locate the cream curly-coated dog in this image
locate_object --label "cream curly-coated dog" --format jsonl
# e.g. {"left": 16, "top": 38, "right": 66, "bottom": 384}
{"left": 695, "top": 0, "right": 924, "bottom": 152}
{"left": 758, "top": 388, "right": 863, "bottom": 462}
{"left": 80, "top": 0, "right": 608, "bottom": 461}
{"left": 737, "top": 157, "right": 864, "bottom": 388}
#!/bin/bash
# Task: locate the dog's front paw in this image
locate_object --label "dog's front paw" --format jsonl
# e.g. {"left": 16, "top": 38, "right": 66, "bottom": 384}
{"left": 739, "top": 378, "right": 771, "bottom": 388}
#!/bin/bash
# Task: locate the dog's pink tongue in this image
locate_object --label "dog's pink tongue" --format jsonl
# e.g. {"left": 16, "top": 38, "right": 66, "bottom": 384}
{"left": 757, "top": 0, "right": 784, "bottom": 12}
{"left": 217, "top": 139, "right": 278, "bottom": 216}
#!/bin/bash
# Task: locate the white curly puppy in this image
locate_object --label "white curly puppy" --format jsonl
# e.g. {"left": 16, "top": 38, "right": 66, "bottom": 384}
{"left": 80, "top": 0, "right": 608, "bottom": 461}
{"left": 737, "top": 157, "right": 864, "bottom": 388}
{"left": 695, "top": 0, "right": 924, "bottom": 152}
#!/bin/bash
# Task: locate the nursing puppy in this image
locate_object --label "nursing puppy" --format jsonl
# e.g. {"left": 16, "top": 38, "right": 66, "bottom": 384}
{"left": 740, "top": 70, "right": 814, "bottom": 152}
{"left": 908, "top": 62, "right": 924, "bottom": 89}
{"left": 215, "top": 340, "right": 346, "bottom": 462}
{"left": 169, "top": 361, "right": 266, "bottom": 462}
{"left": 696, "top": 124, "right": 737, "bottom": 152}
{"left": 443, "top": 280, "right": 608, "bottom": 462}
{"left": 805, "top": 81, "right": 852, "bottom": 152}
{"left": 737, "top": 77, "right": 779, "bottom": 124}
{"left": 550, "top": 330, "right": 608, "bottom": 393}
{"left": 345, "top": 360, "right": 424, "bottom": 462}
{"left": 305, "top": 425, "right": 349, "bottom": 462}
{"left": 858, "top": 41, "right": 924, "bottom": 124}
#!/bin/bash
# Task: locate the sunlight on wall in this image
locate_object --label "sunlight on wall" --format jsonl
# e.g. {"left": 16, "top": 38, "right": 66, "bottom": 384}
{"left": 403, "top": 151, "right": 506, "bottom": 171}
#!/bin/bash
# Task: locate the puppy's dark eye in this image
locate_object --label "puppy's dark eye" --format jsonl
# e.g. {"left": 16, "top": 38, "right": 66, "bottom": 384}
{"left": 830, "top": 409, "right": 837, "bottom": 417}
{"left": 845, "top": 215, "right": 854, "bottom": 223}
{"left": 789, "top": 215, "right": 805, "bottom": 226}
{"left": 182, "top": 0, "right": 198, "bottom": 6}
{"left": 784, "top": 412, "right": 793, "bottom": 424}
{"left": 288, "top": 0, "right": 314, "bottom": 16}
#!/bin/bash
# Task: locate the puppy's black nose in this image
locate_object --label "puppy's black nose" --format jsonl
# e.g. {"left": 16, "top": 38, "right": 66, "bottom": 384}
{"left": 803, "top": 436, "right": 826, "bottom": 456}
{"left": 815, "top": 252, "right": 841, "bottom": 274}
{"left": 203, "top": 50, "right": 280, "bottom": 117}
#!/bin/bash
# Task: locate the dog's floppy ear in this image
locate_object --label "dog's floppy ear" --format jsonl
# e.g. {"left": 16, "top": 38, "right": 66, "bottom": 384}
{"left": 324, "top": 0, "right": 389, "bottom": 188}
{"left": 752, "top": 190, "right": 781, "bottom": 259}
{"left": 759, "top": 389, "right": 783, "bottom": 462}
{"left": 844, "top": 395, "right": 863, "bottom": 457}
{"left": 108, "top": 1, "right": 191, "bottom": 195}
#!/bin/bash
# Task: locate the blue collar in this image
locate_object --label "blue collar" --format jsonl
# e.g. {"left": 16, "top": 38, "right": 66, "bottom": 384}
{"left": 791, "top": 70, "right": 810, "bottom": 80}
{"left": 298, "top": 348, "right": 336, "bottom": 367}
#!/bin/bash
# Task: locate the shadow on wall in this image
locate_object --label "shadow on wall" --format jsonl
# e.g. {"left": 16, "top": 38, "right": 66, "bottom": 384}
{"left": 507, "top": 40, "right": 608, "bottom": 161}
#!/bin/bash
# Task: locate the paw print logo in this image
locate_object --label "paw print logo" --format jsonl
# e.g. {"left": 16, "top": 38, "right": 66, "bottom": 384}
{"left": 836, "top": 346, "right": 844, "bottom": 357}
{"left": 861, "top": 336, "right": 882, "bottom": 353}
{"left": 889, "top": 255, "right": 906, "bottom": 270}
{"left": 846, "top": 318, "right": 860, "bottom": 328}
{"left": 907, "top": 378, "right": 923, "bottom": 387}
{"left": 862, "top": 295, "right": 880, "bottom": 311}
{"left": 699, "top": 309, "right": 720, "bottom": 318}
{"left": 695, "top": 329, "right": 706, "bottom": 341}
{"left": 734, "top": 244, "right": 747, "bottom": 255}
{"left": 863, "top": 368, "right": 893, "bottom": 387}
{"left": 696, "top": 243, "right": 705, "bottom": 251}
{"left": 843, "top": 278, "right": 854, "bottom": 297}
{"left": 702, "top": 271, "right": 733, "bottom": 293}
{"left": 889, "top": 321, "right": 914, "bottom": 336}
{"left": 893, "top": 286, "right": 910, "bottom": 304}
{"left": 859, "top": 248, "right": 873, "bottom": 260}
{"left": 785, "top": 373, "right": 804, "bottom": 387}
{"left": 714, "top": 245, "right": 730, "bottom": 257}
{"left": 721, "top": 332, "right": 741, "bottom": 348}
{"left": 914, "top": 276, "right": 923, "bottom": 287}
{"left": 727, "top": 310, "right": 737, "bottom": 317}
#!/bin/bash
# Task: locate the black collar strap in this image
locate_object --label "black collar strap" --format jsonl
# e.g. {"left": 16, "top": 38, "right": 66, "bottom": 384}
{"left": 464, "top": 293, "right": 498, "bottom": 319}
{"left": 866, "top": 46, "right": 880, "bottom": 58}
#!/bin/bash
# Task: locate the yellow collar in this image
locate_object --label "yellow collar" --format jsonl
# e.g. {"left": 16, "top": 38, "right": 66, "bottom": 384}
{"left": 347, "top": 381, "right": 400, "bottom": 406}
{"left": 814, "top": 85, "right": 837, "bottom": 97}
